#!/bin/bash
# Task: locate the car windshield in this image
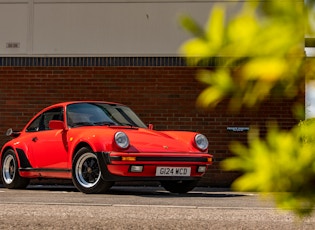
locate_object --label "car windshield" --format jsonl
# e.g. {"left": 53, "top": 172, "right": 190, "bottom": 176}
{"left": 66, "top": 103, "right": 147, "bottom": 128}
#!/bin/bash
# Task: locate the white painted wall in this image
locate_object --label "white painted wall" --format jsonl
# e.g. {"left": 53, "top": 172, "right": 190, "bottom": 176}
{"left": 0, "top": 2, "right": 29, "bottom": 55}
{"left": 0, "top": 0, "right": 242, "bottom": 56}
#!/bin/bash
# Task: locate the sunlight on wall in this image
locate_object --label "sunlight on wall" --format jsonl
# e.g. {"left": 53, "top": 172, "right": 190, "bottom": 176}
{"left": 306, "top": 80, "right": 315, "bottom": 119}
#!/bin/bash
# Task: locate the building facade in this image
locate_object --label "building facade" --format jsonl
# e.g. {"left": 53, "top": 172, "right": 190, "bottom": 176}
{"left": 0, "top": 1, "right": 302, "bottom": 186}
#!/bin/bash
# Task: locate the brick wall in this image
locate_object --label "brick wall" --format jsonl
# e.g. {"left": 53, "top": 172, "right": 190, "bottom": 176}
{"left": 0, "top": 58, "right": 301, "bottom": 187}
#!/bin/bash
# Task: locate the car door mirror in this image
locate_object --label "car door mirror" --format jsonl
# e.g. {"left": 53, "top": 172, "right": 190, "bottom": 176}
{"left": 49, "top": 120, "right": 65, "bottom": 130}
{"left": 148, "top": 124, "right": 154, "bottom": 130}
{"left": 6, "top": 128, "right": 21, "bottom": 137}
{"left": 6, "top": 128, "right": 13, "bottom": 136}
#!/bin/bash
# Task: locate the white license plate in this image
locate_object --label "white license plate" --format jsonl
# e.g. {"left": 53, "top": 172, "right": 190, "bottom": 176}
{"left": 156, "top": 167, "right": 191, "bottom": 176}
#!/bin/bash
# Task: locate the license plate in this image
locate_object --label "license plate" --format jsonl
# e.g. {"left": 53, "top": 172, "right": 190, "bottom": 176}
{"left": 156, "top": 167, "right": 191, "bottom": 176}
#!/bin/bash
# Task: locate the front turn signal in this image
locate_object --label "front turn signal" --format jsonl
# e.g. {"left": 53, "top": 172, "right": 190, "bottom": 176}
{"left": 122, "top": 156, "right": 136, "bottom": 161}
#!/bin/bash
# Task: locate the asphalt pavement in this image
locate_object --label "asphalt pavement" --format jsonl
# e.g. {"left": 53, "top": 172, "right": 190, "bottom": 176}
{"left": 0, "top": 184, "right": 315, "bottom": 229}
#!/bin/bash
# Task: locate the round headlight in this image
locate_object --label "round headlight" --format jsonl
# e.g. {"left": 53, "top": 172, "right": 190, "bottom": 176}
{"left": 114, "top": 131, "right": 130, "bottom": 149}
{"left": 194, "top": 134, "right": 209, "bottom": 151}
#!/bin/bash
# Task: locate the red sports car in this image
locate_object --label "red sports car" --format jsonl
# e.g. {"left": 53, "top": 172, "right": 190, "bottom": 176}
{"left": 0, "top": 101, "right": 212, "bottom": 194}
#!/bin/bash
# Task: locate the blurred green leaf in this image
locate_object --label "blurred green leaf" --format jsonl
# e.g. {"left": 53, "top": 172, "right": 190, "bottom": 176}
{"left": 179, "top": 15, "right": 205, "bottom": 39}
{"left": 205, "top": 6, "right": 225, "bottom": 51}
{"left": 196, "top": 69, "right": 234, "bottom": 107}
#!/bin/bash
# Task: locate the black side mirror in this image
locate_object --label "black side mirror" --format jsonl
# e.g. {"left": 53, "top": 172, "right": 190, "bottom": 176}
{"left": 6, "top": 128, "right": 21, "bottom": 138}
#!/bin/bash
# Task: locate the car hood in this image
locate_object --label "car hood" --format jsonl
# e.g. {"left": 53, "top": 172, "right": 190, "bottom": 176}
{"left": 72, "top": 126, "right": 198, "bottom": 153}
{"left": 123, "top": 128, "right": 197, "bottom": 153}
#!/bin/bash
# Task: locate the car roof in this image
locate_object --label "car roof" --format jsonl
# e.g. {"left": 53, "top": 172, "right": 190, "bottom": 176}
{"left": 48, "top": 101, "right": 124, "bottom": 108}
{"left": 20, "top": 101, "right": 130, "bottom": 133}
{"left": 36, "top": 101, "right": 126, "bottom": 116}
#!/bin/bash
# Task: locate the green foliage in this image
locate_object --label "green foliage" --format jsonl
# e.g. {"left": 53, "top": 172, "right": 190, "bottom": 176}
{"left": 180, "top": 1, "right": 305, "bottom": 110}
{"left": 222, "top": 122, "right": 315, "bottom": 216}
{"left": 180, "top": 0, "right": 315, "bottom": 216}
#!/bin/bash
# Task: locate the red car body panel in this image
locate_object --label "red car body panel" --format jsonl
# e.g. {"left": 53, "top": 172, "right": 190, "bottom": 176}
{"left": 1, "top": 101, "right": 212, "bottom": 184}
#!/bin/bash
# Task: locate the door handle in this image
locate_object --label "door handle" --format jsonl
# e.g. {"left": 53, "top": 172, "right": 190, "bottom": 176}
{"left": 32, "top": 137, "right": 38, "bottom": 142}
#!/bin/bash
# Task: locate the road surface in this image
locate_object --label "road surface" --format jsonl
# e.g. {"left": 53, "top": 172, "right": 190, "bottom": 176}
{"left": 0, "top": 184, "right": 314, "bottom": 229}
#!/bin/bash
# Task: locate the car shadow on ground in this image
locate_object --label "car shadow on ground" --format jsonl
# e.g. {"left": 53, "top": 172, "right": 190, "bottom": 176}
{"left": 0, "top": 180, "right": 246, "bottom": 198}
{"left": 11, "top": 183, "right": 246, "bottom": 198}
{"left": 109, "top": 186, "right": 246, "bottom": 198}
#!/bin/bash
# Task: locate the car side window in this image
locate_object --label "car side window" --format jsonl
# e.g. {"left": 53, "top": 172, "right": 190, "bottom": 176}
{"left": 26, "top": 107, "right": 63, "bottom": 132}
{"left": 26, "top": 115, "right": 41, "bottom": 132}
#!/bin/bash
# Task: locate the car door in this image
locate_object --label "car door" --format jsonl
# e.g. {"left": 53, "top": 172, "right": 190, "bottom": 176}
{"left": 26, "top": 107, "right": 68, "bottom": 170}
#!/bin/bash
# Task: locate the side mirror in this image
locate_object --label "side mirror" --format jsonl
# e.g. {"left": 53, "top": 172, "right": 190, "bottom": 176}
{"left": 49, "top": 120, "right": 65, "bottom": 130}
{"left": 6, "top": 128, "right": 21, "bottom": 138}
{"left": 148, "top": 124, "right": 154, "bottom": 130}
{"left": 6, "top": 128, "right": 13, "bottom": 136}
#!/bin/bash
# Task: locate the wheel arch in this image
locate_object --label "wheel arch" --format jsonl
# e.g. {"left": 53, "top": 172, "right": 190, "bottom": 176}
{"left": 70, "top": 137, "right": 109, "bottom": 161}
{"left": 71, "top": 142, "right": 93, "bottom": 160}
{"left": 0, "top": 147, "right": 18, "bottom": 168}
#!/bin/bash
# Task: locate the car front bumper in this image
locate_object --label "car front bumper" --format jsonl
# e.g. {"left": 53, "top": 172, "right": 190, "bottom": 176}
{"left": 96, "top": 151, "right": 212, "bottom": 181}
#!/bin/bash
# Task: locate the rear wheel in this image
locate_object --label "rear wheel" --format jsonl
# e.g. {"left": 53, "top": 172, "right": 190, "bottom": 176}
{"left": 72, "top": 147, "right": 113, "bottom": 194}
{"left": 160, "top": 180, "right": 198, "bottom": 194}
{"left": 1, "top": 149, "right": 30, "bottom": 189}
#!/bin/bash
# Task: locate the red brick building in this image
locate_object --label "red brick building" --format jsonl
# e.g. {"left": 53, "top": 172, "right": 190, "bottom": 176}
{"left": 0, "top": 56, "right": 300, "bottom": 186}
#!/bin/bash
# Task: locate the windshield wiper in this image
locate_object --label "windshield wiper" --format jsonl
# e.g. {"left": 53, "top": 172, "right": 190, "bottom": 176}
{"left": 118, "top": 122, "right": 134, "bottom": 127}
{"left": 71, "top": 122, "right": 94, "bottom": 127}
{"left": 93, "top": 121, "right": 116, "bottom": 126}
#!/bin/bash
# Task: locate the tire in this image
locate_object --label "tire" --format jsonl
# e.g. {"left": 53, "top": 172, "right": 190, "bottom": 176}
{"left": 72, "top": 147, "right": 113, "bottom": 194}
{"left": 160, "top": 180, "right": 199, "bottom": 194}
{"left": 1, "top": 149, "right": 30, "bottom": 189}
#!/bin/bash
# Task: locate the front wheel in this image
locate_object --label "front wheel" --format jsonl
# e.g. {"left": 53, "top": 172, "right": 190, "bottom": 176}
{"left": 72, "top": 147, "right": 113, "bottom": 194}
{"left": 160, "top": 180, "right": 199, "bottom": 194}
{"left": 1, "top": 149, "right": 30, "bottom": 189}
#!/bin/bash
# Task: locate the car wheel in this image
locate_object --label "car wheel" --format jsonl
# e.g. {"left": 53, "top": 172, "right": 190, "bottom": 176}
{"left": 1, "top": 149, "right": 30, "bottom": 189}
{"left": 160, "top": 180, "right": 199, "bottom": 194}
{"left": 72, "top": 147, "right": 113, "bottom": 194}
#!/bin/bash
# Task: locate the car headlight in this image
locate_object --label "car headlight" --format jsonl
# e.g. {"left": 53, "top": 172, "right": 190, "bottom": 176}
{"left": 114, "top": 131, "right": 130, "bottom": 149}
{"left": 194, "top": 134, "right": 209, "bottom": 151}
